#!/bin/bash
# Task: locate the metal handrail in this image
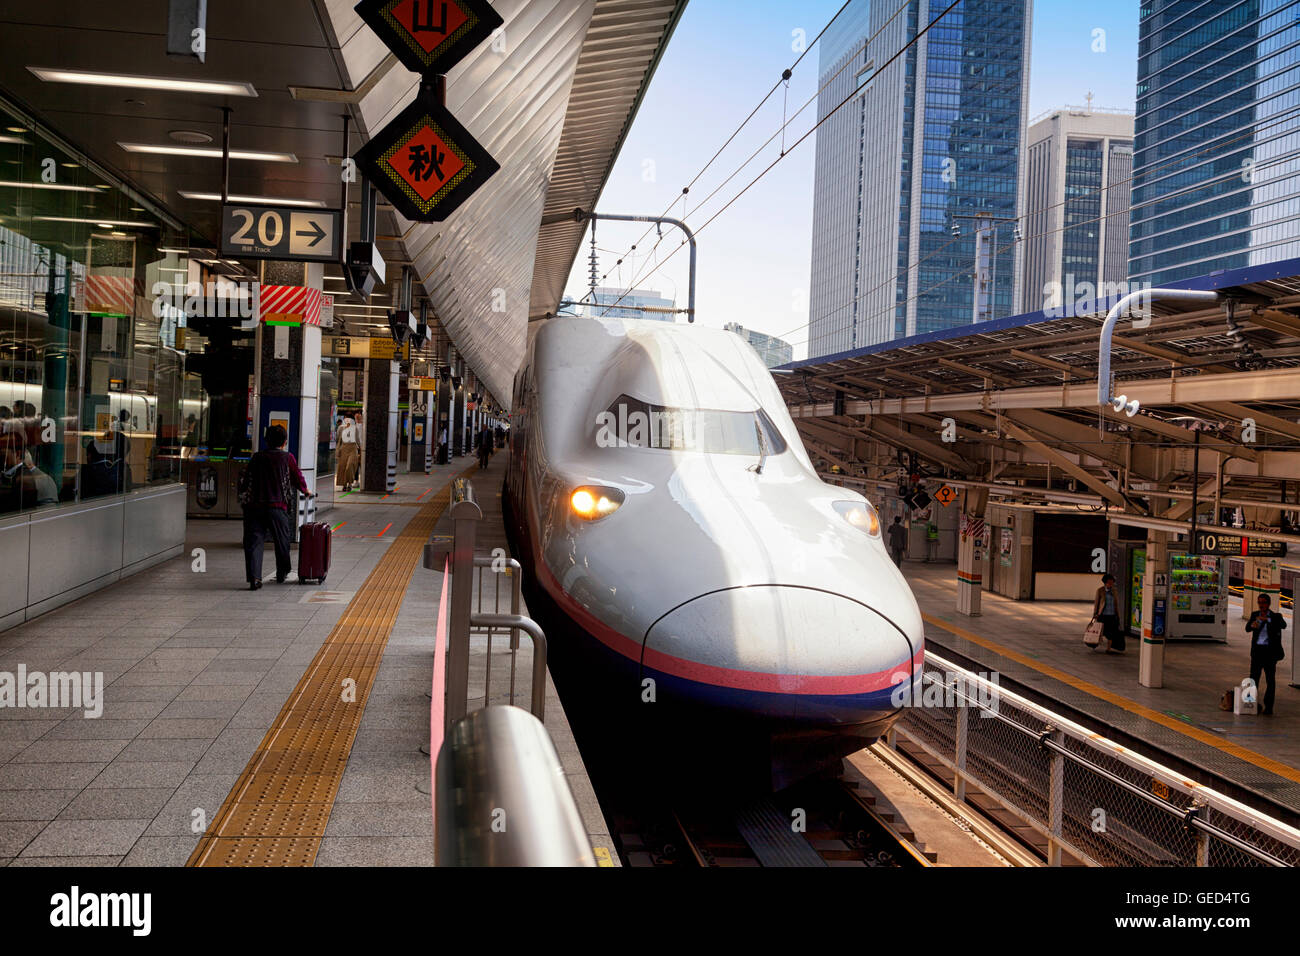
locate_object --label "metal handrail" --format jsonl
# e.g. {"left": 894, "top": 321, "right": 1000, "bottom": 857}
{"left": 896, "top": 651, "right": 1300, "bottom": 865}
{"left": 435, "top": 705, "right": 595, "bottom": 867}
{"left": 470, "top": 612, "right": 547, "bottom": 721}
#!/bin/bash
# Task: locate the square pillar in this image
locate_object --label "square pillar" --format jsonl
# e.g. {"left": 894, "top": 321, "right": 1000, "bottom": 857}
{"left": 253, "top": 263, "right": 324, "bottom": 528}
{"left": 362, "top": 356, "right": 398, "bottom": 492}
{"left": 1139, "top": 530, "right": 1169, "bottom": 688}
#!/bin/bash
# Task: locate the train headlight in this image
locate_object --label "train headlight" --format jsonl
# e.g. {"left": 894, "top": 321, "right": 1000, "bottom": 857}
{"left": 832, "top": 500, "right": 881, "bottom": 537}
{"left": 570, "top": 485, "right": 625, "bottom": 521}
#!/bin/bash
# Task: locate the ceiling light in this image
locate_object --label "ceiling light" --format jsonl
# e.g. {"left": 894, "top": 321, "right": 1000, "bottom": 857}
{"left": 60, "top": 162, "right": 78, "bottom": 169}
{"left": 0, "top": 180, "right": 99, "bottom": 193}
{"left": 28, "top": 67, "right": 258, "bottom": 97}
{"left": 5, "top": 126, "right": 24, "bottom": 133}
{"left": 130, "top": 206, "right": 146, "bottom": 212}
{"left": 178, "top": 191, "right": 326, "bottom": 207}
{"left": 33, "top": 216, "right": 157, "bottom": 228}
{"left": 119, "top": 142, "right": 297, "bottom": 163}
{"left": 0, "top": 135, "right": 28, "bottom": 145}
{"left": 94, "top": 184, "right": 112, "bottom": 189}
{"left": 157, "top": 247, "right": 190, "bottom": 254}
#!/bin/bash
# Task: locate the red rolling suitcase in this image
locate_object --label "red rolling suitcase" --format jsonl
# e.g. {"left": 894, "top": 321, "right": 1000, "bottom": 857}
{"left": 298, "top": 521, "right": 331, "bottom": 585}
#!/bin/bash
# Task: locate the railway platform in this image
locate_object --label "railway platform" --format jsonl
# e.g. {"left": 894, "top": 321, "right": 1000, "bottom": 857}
{"left": 0, "top": 452, "right": 613, "bottom": 866}
{"left": 903, "top": 561, "right": 1300, "bottom": 822}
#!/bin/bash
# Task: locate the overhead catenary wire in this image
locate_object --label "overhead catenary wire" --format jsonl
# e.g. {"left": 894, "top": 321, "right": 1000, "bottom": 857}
{"left": 599, "top": 0, "right": 959, "bottom": 320}
{"left": 587, "top": 0, "right": 910, "bottom": 313}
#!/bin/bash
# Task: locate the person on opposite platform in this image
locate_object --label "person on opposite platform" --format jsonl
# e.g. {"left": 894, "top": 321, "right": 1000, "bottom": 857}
{"left": 1246, "top": 593, "right": 1287, "bottom": 716}
{"left": 1091, "top": 573, "right": 1125, "bottom": 653}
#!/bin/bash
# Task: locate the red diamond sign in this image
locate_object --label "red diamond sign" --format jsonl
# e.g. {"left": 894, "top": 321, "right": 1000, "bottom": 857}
{"left": 355, "top": 0, "right": 503, "bottom": 77}
{"left": 353, "top": 88, "right": 498, "bottom": 222}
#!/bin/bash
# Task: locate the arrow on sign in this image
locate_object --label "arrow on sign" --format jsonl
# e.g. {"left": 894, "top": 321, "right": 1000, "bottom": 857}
{"left": 296, "top": 219, "right": 327, "bottom": 248}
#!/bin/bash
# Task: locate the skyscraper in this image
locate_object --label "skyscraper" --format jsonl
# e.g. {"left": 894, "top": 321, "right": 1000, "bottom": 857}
{"left": 724, "top": 323, "right": 795, "bottom": 367}
{"left": 1131, "top": 2, "right": 1300, "bottom": 285}
{"left": 1020, "top": 107, "right": 1134, "bottom": 314}
{"left": 807, "top": 0, "right": 1032, "bottom": 357}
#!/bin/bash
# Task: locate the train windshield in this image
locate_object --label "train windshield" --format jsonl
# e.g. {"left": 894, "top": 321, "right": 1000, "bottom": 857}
{"left": 596, "top": 394, "right": 788, "bottom": 456}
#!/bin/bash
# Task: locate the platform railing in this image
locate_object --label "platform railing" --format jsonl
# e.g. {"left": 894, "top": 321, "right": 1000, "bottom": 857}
{"left": 424, "top": 477, "right": 548, "bottom": 725}
{"left": 435, "top": 705, "right": 595, "bottom": 866}
{"left": 890, "top": 651, "right": 1300, "bottom": 866}
{"left": 428, "top": 477, "right": 588, "bottom": 866}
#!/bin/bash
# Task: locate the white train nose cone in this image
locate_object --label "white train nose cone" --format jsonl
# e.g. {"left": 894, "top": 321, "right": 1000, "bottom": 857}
{"left": 641, "top": 585, "right": 921, "bottom": 723}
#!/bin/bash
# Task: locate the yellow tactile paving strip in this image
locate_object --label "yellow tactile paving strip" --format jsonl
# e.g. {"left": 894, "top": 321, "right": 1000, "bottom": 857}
{"left": 188, "top": 488, "right": 452, "bottom": 866}
{"left": 924, "top": 612, "right": 1300, "bottom": 784}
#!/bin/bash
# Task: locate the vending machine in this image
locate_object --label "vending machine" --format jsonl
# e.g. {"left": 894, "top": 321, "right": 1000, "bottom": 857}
{"left": 1166, "top": 550, "right": 1228, "bottom": 641}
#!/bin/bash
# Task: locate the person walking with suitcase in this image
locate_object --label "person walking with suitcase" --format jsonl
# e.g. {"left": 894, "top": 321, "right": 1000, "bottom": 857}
{"left": 1091, "top": 573, "right": 1125, "bottom": 653}
{"left": 1246, "top": 593, "right": 1287, "bottom": 715}
{"left": 241, "top": 424, "right": 311, "bottom": 590}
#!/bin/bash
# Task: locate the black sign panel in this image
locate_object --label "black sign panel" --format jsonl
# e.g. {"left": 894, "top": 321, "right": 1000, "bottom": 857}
{"left": 352, "top": 89, "right": 498, "bottom": 223}
{"left": 355, "top": 0, "right": 503, "bottom": 77}
{"left": 1192, "top": 531, "right": 1288, "bottom": 557}
{"left": 220, "top": 204, "right": 342, "bottom": 262}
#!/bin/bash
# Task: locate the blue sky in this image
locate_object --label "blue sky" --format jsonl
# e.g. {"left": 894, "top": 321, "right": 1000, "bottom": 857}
{"left": 562, "top": 0, "right": 1141, "bottom": 358}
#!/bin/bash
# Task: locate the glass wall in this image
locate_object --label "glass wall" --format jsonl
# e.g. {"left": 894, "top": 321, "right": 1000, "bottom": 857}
{"left": 0, "top": 101, "right": 188, "bottom": 516}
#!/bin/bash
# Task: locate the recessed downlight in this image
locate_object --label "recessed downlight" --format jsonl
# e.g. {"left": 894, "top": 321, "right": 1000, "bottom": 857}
{"left": 168, "top": 129, "right": 213, "bottom": 144}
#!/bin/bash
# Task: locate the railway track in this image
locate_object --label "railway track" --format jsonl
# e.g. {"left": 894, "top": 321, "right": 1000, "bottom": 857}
{"left": 613, "top": 778, "right": 934, "bottom": 867}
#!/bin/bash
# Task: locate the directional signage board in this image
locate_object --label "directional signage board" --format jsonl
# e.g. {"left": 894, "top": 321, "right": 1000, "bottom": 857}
{"left": 353, "top": 90, "right": 498, "bottom": 223}
{"left": 407, "top": 376, "right": 437, "bottom": 392}
{"left": 1192, "top": 531, "right": 1288, "bottom": 558}
{"left": 220, "top": 204, "right": 342, "bottom": 262}
{"left": 355, "top": 0, "right": 504, "bottom": 77}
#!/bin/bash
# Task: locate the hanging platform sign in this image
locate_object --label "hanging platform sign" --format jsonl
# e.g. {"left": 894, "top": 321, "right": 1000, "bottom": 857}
{"left": 354, "top": 0, "right": 504, "bottom": 77}
{"left": 352, "top": 0, "right": 501, "bottom": 223}
{"left": 353, "top": 88, "right": 498, "bottom": 223}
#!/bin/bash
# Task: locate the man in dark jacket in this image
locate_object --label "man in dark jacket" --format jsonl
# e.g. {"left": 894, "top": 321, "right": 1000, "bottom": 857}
{"left": 242, "top": 425, "right": 311, "bottom": 590}
{"left": 1246, "top": 593, "right": 1287, "bottom": 715}
{"left": 887, "top": 516, "right": 908, "bottom": 567}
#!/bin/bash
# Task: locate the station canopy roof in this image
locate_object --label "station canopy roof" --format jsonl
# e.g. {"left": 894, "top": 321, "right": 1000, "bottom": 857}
{"left": 778, "top": 258, "right": 1300, "bottom": 527}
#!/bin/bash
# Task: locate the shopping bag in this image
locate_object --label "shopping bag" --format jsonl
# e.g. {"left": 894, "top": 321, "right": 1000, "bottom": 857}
{"left": 1083, "top": 619, "right": 1104, "bottom": 647}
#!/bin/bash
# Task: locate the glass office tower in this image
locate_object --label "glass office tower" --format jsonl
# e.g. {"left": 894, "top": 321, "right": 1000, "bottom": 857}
{"left": 808, "top": 0, "right": 1031, "bottom": 357}
{"left": 1131, "top": 1, "right": 1300, "bottom": 284}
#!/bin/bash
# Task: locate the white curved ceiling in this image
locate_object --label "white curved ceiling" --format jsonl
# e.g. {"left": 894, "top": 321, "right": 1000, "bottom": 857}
{"left": 328, "top": 0, "right": 686, "bottom": 407}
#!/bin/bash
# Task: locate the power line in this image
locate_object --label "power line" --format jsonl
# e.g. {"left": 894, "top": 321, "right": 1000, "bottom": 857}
{"left": 599, "top": 0, "right": 960, "bottom": 319}
{"left": 587, "top": 0, "right": 910, "bottom": 312}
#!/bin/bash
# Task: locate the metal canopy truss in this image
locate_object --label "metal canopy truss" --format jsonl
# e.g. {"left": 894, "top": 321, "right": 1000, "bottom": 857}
{"left": 779, "top": 258, "right": 1300, "bottom": 535}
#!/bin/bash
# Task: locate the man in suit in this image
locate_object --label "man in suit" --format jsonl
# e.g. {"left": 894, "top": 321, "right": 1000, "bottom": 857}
{"left": 1246, "top": 593, "right": 1287, "bottom": 715}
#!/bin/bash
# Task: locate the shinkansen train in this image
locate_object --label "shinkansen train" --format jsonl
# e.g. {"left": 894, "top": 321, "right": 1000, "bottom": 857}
{"left": 504, "top": 315, "right": 925, "bottom": 785}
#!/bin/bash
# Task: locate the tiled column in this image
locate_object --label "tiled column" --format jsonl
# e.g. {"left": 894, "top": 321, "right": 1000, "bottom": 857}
{"left": 1242, "top": 557, "right": 1282, "bottom": 621}
{"left": 254, "top": 263, "right": 323, "bottom": 526}
{"left": 956, "top": 488, "right": 988, "bottom": 616}
{"left": 1139, "top": 530, "right": 1169, "bottom": 688}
